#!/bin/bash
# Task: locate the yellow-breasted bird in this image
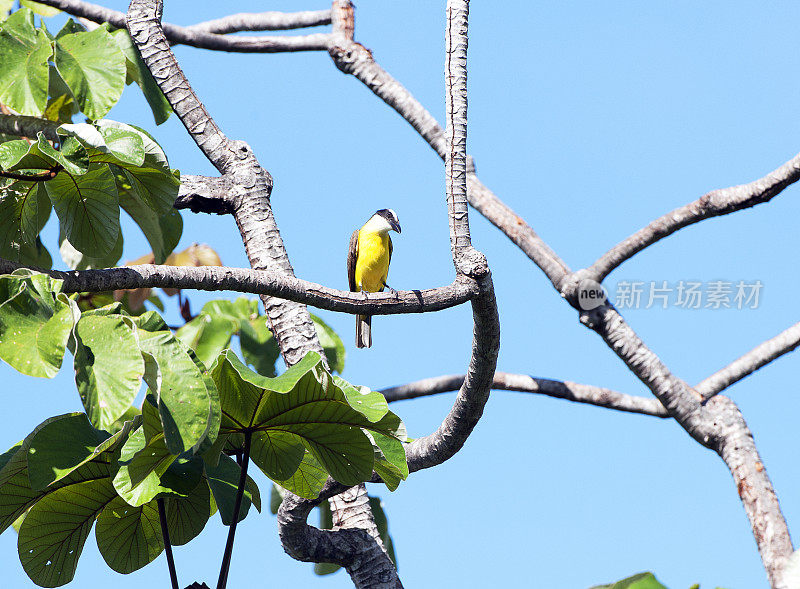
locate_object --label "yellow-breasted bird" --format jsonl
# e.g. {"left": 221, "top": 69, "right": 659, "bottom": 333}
{"left": 347, "top": 209, "right": 401, "bottom": 348}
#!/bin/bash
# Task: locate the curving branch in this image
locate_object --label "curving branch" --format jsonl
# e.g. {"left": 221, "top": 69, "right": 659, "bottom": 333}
{"left": 0, "top": 259, "right": 478, "bottom": 315}
{"left": 182, "top": 9, "right": 331, "bottom": 34}
{"left": 586, "top": 152, "right": 800, "bottom": 282}
{"left": 696, "top": 321, "right": 800, "bottom": 399}
{"left": 381, "top": 372, "right": 669, "bottom": 418}
{"left": 35, "top": 0, "right": 332, "bottom": 53}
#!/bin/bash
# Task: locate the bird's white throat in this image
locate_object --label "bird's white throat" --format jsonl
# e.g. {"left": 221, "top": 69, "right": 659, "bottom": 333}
{"left": 362, "top": 214, "right": 394, "bottom": 234}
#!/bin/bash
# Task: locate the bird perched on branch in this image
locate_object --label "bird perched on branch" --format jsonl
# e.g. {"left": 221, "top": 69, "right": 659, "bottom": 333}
{"left": 347, "top": 209, "right": 402, "bottom": 348}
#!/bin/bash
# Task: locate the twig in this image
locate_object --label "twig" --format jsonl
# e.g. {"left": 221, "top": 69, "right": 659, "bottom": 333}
{"left": 696, "top": 321, "right": 800, "bottom": 399}
{"left": 217, "top": 431, "right": 251, "bottom": 589}
{"left": 587, "top": 153, "right": 800, "bottom": 282}
{"left": 157, "top": 498, "right": 179, "bottom": 589}
{"left": 381, "top": 372, "right": 669, "bottom": 418}
{"left": 34, "top": 0, "right": 332, "bottom": 53}
{"left": 183, "top": 9, "right": 331, "bottom": 34}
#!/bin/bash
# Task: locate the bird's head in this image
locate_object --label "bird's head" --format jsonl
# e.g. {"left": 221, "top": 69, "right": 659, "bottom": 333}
{"left": 372, "top": 208, "right": 402, "bottom": 234}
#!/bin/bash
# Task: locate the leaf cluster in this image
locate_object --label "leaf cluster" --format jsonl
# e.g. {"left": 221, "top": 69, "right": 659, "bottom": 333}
{"left": 0, "top": 272, "right": 407, "bottom": 586}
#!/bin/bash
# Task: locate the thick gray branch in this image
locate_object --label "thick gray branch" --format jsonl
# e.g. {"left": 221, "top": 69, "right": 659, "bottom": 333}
{"left": 127, "top": 0, "right": 325, "bottom": 368}
{"left": 182, "top": 9, "right": 331, "bottom": 34}
{"left": 35, "top": 0, "right": 331, "bottom": 53}
{"left": 696, "top": 321, "right": 800, "bottom": 399}
{"left": 576, "top": 302, "right": 793, "bottom": 587}
{"left": 0, "top": 260, "right": 477, "bottom": 315}
{"left": 381, "top": 372, "right": 669, "bottom": 418}
{"left": 0, "top": 114, "right": 59, "bottom": 142}
{"left": 587, "top": 152, "right": 800, "bottom": 282}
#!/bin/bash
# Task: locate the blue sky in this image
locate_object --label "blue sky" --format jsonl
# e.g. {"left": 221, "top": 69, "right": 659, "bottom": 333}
{"left": 2, "top": 1, "right": 800, "bottom": 588}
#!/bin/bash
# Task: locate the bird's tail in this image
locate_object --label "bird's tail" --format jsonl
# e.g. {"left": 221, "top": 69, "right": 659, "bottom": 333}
{"left": 356, "top": 314, "right": 372, "bottom": 348}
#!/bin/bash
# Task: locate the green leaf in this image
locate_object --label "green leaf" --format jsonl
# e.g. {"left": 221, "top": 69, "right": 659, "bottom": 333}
{"left": 18, "top": 478, "right": 117, "bottom": 587}
{"left": 273, "top": 450, "right": 327, "bottom": 500}
{"left": 0, "top": 0, "right": 13, "bottom": 20}
{"left": 175, "top": 312, "right": 237, "bottom": 368}
{"left": 44, "top": 64, "right": 78, "bottom": 123}
{"left": 311, "top": 314, "right": 345, "bottom": 374}
{"left": 112, "top": 425, "right": 174, "bottom": 507}
{"left": 0, "top": 8, "right": 52, "bottom": 115}
{"left": 133, "top": 321, "right": 219, "bottom": 454}
{"left": 111, "top": 28, "right": 171, "bottom": 125}
{"left": 58, "top": 226, "right": 123, "bottom": 270}
{"left": 269, "top": 483, "right": 283, "bottom": 515}
{"left": 46, "top": 164, "right": 120, "bottom": 256}
{"left": 26, "top": 412, "right": 107, "bottom": 490}
{"left": 333, "top": 375, "right": 388, "bottom": 423}
{"left": 54, "top": 26, "right": 125, "bottom": 119}
{"left": 20, "top": 1, "right": 61, "bottom": 17}
{"left": 0, "top": 273, "right": 75, "bottom": 378}
{"left": 239, "top": 316, "right": 280, "bottom": 377}
{"left": 590, "top": 572, "right": 668, "bottom": 589}
{"left": 74, "top": 314, "right": 145, "bottom": 430}
{"left": 163, "top": 478, "right": 212, "bottom": 545}
{"left": 0, "top": 133, "right": 89, "bottom": 176}
{"left": 95, "top": 496, "right": 163, "bottom": 574}
{"left": 0, "top": 181, "right": 52, "bottom": 261}
{"left": 205, "top": 453, "right": 259, "bottom": 525}
{"left": 54, "top": 18, "right": 85, "bottom": 39}
{"left": 212, "top": 350, "right": 401, "bottom": 488}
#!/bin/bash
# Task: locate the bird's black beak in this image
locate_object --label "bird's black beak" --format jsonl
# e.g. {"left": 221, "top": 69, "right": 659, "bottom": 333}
{"left": 391, "top": 220, "right": 402, "bottom": 233}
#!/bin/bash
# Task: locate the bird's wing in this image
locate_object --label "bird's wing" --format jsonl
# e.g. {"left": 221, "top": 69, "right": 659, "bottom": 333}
{"left": 347, "top": 229, "right": 359, "bottom": 292}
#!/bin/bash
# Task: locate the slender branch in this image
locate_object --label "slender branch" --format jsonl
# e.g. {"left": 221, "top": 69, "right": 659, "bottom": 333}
{"left": 0, "top": 260, "right": 477, "bottom": 315}
{"left": 381, "top": 372, "right": 669, "bottom": 418}
{"left": 696, "top": 321, "right": 800, "bottom": 399}
{"left": 217, "top": 431, "right": 251, "bottom": 589}
{"left": 0, "top": 114, "right": 59, "bottom": 142}
{"left": 0, "top": 165, "right": 61, "bottom": 181}
{"left": 183, "top": 9, "right": 331, "bottom": 34}
{"left": 444, "top": 0, "right": 471, "bottom": 261}
{"left": 34, "top": 0, "right": 331, "bottom": 53}
{"left": 157, "top": 498, "right": 179, "bottom": 589}
{"left": 587, "top": 152, "right": 800, "bottom": 282}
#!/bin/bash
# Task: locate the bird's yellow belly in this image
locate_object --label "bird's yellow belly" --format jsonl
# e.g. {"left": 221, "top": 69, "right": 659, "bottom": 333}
{"left": 355, "top": 231, "right": 390, "bottom": 293}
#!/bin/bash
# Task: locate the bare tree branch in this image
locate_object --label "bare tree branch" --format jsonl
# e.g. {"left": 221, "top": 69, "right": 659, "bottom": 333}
{"left": 586, "top": 153, "right": 800, "bottom": 282}
{"left": 696, "top": 322, "right": 800, "bottom": 399}
{"left": 0, "top": 259, "right": 478, "bottom": 315}
{"left": 182, "top": 9, "right": 331, "bottom": 34}
{"left": 35, "top": 0, "right": 331, "bottom": 53}
{"left": 381, "top": 372, "right": 670, "bottom": 418}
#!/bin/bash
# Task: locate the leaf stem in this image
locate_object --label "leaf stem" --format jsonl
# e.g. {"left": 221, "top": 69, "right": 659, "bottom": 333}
{"left": 157, "top": 497, "right": 180, "bottom": 589}
{"left": 217, "top": 430, "right": 252, "bottom": 589}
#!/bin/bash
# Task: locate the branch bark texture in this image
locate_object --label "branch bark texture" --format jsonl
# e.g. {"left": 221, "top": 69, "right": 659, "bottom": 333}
{"left": 381, "top": 372, "right": 669, "bottom": 418}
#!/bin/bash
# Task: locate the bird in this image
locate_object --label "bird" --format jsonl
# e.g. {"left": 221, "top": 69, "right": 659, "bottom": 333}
{"left": 347, "top": 209, "right": 402, "bottom": 348}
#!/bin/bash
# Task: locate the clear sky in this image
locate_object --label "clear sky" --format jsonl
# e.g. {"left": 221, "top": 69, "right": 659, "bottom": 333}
{"left": 2, "top": 1, "right": 800, "bottom": 588}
